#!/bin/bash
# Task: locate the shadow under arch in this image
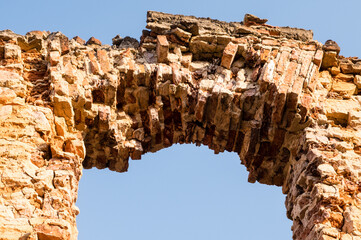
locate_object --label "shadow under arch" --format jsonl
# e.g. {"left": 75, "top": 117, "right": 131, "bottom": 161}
{"left": 77, "top": 144, "right": 292, "bottom": 240}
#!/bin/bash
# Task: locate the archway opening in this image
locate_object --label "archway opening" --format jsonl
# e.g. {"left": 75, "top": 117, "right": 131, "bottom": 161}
{"left": 77, "top": 144, "right": 292, "bottom": 240}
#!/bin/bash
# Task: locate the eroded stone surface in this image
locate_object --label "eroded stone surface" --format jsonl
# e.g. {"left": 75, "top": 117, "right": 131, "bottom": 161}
{"left": 0, "top": 11, "right": 361, "bottom": 240}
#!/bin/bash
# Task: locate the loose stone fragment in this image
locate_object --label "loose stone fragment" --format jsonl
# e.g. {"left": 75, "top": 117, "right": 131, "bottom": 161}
{"left": 243, "top": 14, "right": 268, "bottom": 25}
{"left": 221, "top": 42, "right": 238, "bottom": 69}
{"left": 73, "top": 36, "right": 85, "bottom": 44}
{"left": 86, "top": 36, "right": 102, "bottom": 46}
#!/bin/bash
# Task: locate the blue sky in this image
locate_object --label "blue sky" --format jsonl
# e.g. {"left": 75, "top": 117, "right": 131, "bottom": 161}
{"left": 2, "top": 1, "right": 361, "bottom": 239}
{"left": 77, "top": 145, "right": 291, "bottom": 239}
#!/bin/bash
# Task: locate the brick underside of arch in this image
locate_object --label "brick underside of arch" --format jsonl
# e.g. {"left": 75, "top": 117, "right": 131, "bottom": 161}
{"left": 1, "top": 11, "right": 361, "bottom": 240}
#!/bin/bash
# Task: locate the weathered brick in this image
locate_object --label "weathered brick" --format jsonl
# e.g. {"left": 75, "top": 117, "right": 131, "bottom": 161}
{"left": 276, "top": 50, "right": 290, "bottom": 73}
{"left": 156, "top": 35, "right": 169, "bottom": 63}
{"left": 300, "top": 43, "right": 317, "bottom": 51}
{"left": 0, "top": 87, "right": 17, "bottom": 104}
{"left": 301, "top": 93, "right": 312, "bottom": 110}
{"left": 97, "top": 49, "right": 111, "bottom": 73}
{"left": 49, "top": 51, "right": 60, "bottom": 66}
{"left": 299, "top": 52, "right": 313, "bottom": 77}
{"left": 171, "top": 63, "right": 182, "bottom": 84}
{"left": 272, "top": 61, "right": 298, "bottom": 123}
{"left": 340, "top": 62, "right": 361, "bottom": 74}
{"left": 290, "top": 49, "right": 300, "bottom": 62}
{"left": 306, "top": 64, "right": 319, "bottom": 92}
{"left": 313, "top": 49, "right": 323, "bottom": 67}
{"left": 330, "top": 66, "right": 341, "bottom": 75}
{"left": 281, "top": 40, "right": 299, "bottom": 48}
{"left": 87, "top": 51, "right": 100, "bottom": 74}
{"left": 262, "top": 39, "right": 280, "bottom": 46}
{"left": 287, "top": 76, "right": 305, "bottom": 109}
{"left": 181, "top": 53, "right": 192, "bottom": 68}
{"left": 73, "top": 36, "right": 85, "bottom": 44}
{"left": 260, "top": 48, "right": 271, "bottom": 63}
{"left": 335, "top": 73, "right": 354, "bottom": 82}
{"left": 86, "top": 36, "right": 102, "bottom": 46}
{"left": 4, "top": 43, "right": 21, "bottom": 60}
{"left": 259, "top": 59, "right": 276, "bottom": 92}
{"left": 221, "top": 42, "right": 238, "bottom": 69}
{"left": 271, "top": 48, "right": 279, "bottom": 58}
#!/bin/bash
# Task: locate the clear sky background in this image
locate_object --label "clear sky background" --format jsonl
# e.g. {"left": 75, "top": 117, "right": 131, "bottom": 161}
{"left": 1, "top": 1, "right": 361, "bottom": 239}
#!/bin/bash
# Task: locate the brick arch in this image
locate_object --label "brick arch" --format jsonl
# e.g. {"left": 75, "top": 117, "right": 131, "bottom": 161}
{"left": 0, "top": 11, "right": 361, "bottom": 240}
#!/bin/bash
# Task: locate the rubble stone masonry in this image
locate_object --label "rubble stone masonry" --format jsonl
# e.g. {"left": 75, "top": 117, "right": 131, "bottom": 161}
{"left": 0, "top": 11, "right": 361, "bottom": 240}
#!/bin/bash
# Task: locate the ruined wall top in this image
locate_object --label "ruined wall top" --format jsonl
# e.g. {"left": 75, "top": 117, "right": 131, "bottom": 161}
{"left": 146, "top": 11, "right": 313, "bottom": 41}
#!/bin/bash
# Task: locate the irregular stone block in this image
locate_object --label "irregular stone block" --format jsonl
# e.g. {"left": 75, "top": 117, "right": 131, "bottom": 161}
{"left": 331, "top": 81, "right": 357, "bottom": 98}
{"left": 0, "top": 87, "right": 16, "bottom": 104}
{"left": 221, "top": 42, "right": 238, "bottom": 69}
{"left": 156, "top": 35, "right": 169, "bottom": 63}
{"left": 4, "top": 43, "right": 21, "bottom": 60}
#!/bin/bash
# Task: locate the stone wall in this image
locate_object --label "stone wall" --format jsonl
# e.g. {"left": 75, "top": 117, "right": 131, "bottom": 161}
{"left": 0, "top": 11, "right": 361, "bottom": 240}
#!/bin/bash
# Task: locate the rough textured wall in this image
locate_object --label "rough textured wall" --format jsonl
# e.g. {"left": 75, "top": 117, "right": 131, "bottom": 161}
{"left": 0, "top": 11, "right": 361, "bottom": 240}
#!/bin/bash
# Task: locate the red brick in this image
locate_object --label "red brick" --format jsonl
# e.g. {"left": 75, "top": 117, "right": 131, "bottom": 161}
{"left": 122, "top": 48, "right": 134, "bottom": 59}
{"left": 134, "top": 64, "right": 146, "bottom": 85}
{"left": 299, "top": 52, "right": 313, "bottom": 77}
{"left": 171, "top": 63, "right": 182, "bottom": 84}
{"left": 269, "top": 29, "right": 281, "bottom": 37}
{"left": 49, "top": 51, "right": 60, "bottom": 66}
{"left": 313, "top": 49, "right": 323, "bottom": 67}
{"left": 271, "top": 49, "right": 279, "bottom": 58}
{"left": 59, "top": 36, "right": 70, "bottom": 55}
{"left": 232, "top": 38, "right": 248, "bottom": 44}
{"left": 86, "top": 37, "right": 102, "bottom": 46}
{"left": 300, "top": 43, "right": 317, "bottom": 51}
{"left": 0, "top": 87, "right": 16, "bottom": 104}
{"left": 63, "top": 62, "right": 77, "bottom": 84}
{"left": 97, "top": 49, "right": 111, "bottom": 73}
{"left": 281, "top": 40, "right": 299, "bottom": 48}
{"left": 35, "top": 224, "right": 70, "bottom": 240}
{"left": 287, "top": 76, "right": 305, "bottom": 109}
{"left": 156, "top": 35, "right": 169, "bottom": 63}
{"left": 290, "top": 49, "right": 300, "bottom": 62}
{"left": 195, "top": 92, "right": 208, "bottom": 122}
{"left": 272, "top": 92, "right": 287, "bottom": 124}
{"left": 276, "top": 50, "right": 290, "bottom": 73}
{"left": 301, "top": 93, "right": 312, "bottom": 110}
{"left": 262, "top": 39, "right": 280, "bottom": 46}
{"left": 26, "top": 30, "right": 44, "bottom": 38}
{"left": 259, "top": 60, "right": 276, "bottom": 92}
{"left": 221, "top": 42, "right": 238, "bottom": 69}
{"left": 73, "top": 36, "right": 85, "bottom": 45}
{"left": 87, "top": 51, "right": 100, "bottom": 74}
{"left": 260, "top": 48, "right": 271, "bottom": 63}
{"left": 281, "top": 61, "right": 298, "bottom": 90}
{"left": 272, "top": 61, "right": 298, "bottom": 123}
{"left": 307, "top": 64, "right": 319, "bottom": 92}
{"left": 256, "top": 28, "right": 270, "bottom": 35}
{"left": 181, "top": 53, "right": 192, "bottom": 68}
